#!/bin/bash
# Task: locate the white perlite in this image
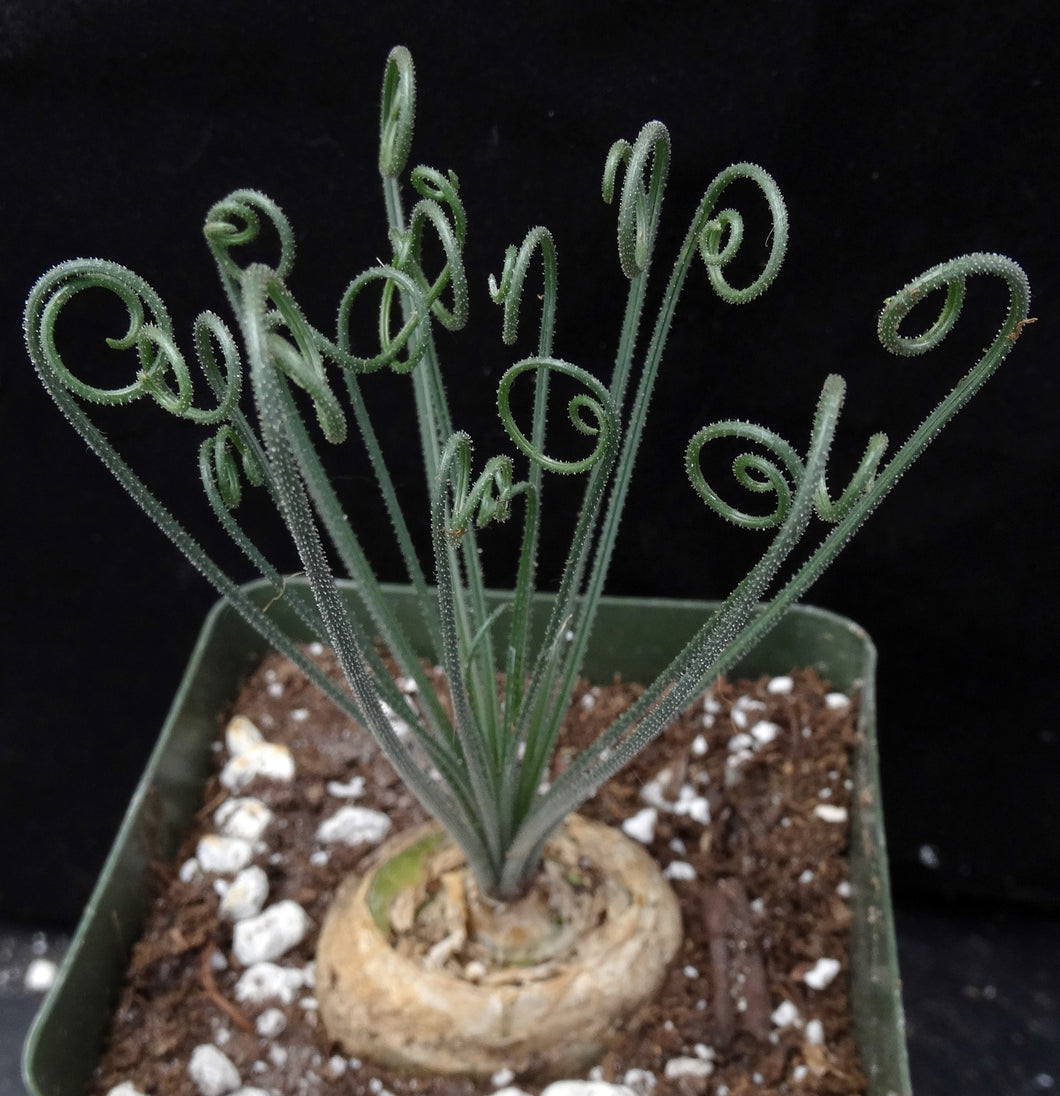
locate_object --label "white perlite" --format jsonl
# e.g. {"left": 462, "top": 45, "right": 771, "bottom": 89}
{"left": 663, "top": 860, "right": 697, "bottom": 881}
{"left": 664, "top": 1058, "right": 714, "bottom": 1079}
{"left": 805, "top": 1018, "right": 825, "bottom": 1045}
{"left": 622, "top": 1069, "right": 657, "bottom": 1095}
{"left": 380, "top": 700, "right": 412, "bottom": 738}
{"left": 225, "top": 715, "right": 263, "bottom": 756}
{"left": 219, "top": 866, "right": 270, "bottom": 922}
{"left": 255, "top": 1008, "right": 287, "bottom": 1037}
{"left": 215, "top": 798, "right": 273, "bottom": 843}
{"left": 749, "top": 720, "right": 781, "bottom": 746}
{"left": 802, "top": 957, "right": 841, "bottom": 990}
{"left": 106, "top": 1085, "right": 147, "bottom": 1096}
{"left": 232, "top": 901, "right": 310, "bottom": 965}
{"left": 541, "top": 1083, "right": 636, "bottom": 1096}
{"left": 235, "top": 962, "right": 310, "bottom": 1005}
{"left": 770, "top": 999, "right": 801, "bottom": 1028}
{"left": 730, "top": 696, "right": 766, "bottom": 729}
{"left": 221, "top": 743, "right": 295, "bottom": 791}
{"left": 813, "top": 803, "right": 848, "bottom": 824}
{"left": 196, "top": 835, "right": 254, "bottom": 875}
{"left": 621, "top": 806, "right": 657, "bottom": 844}
{"left": 724, "top": 702, "right": 790, "bottom": 786}
{"left": 674, "top": 785, "right": 710, "bottom": 824}
{"left": 639, "top": 770, "right": 710, "bottom": 825}
{"left": 316, "top": 805, "right": 392, "bottom": 846}
{"left": 727, "top": 733, "right": 754, "bottom": 753}
{"left": 188, "top": 1044, "right": 241, "bottom": 1096}
{"left": 326, "top": 775, "right": 366, "bottom": 799}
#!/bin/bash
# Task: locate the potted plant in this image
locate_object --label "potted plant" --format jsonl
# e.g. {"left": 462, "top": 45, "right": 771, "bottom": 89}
{"left": 23, "top": 45, "right": 1031, "bottom": 1096}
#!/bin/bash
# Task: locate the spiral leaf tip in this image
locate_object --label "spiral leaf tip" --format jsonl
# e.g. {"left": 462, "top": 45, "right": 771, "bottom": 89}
{"left": 379, "top": 45, "right": 416, "bottom": 179}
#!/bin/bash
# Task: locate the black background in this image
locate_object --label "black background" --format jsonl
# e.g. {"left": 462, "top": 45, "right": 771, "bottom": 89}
{"left": 0, "top": 0, "right": 1056, "bottom": 927}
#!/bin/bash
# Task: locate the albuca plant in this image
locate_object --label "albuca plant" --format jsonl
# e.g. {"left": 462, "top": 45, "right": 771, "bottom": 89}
{"left": 26, "top": 46, "right": 1031, "bottom": 902}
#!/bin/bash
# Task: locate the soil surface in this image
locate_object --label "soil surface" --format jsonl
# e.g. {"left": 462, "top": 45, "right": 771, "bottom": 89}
{"left": 86, "top": 647, "right": 866, "bottom": 1096}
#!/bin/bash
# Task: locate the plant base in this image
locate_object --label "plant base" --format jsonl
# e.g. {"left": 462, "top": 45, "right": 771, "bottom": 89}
{"left": 316, "top": 814, "right": 683, "bottom": 1079}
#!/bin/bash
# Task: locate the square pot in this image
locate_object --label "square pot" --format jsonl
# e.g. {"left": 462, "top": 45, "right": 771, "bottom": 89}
{"left": 24, "top": 584, "right": 911, "bottom": 1096}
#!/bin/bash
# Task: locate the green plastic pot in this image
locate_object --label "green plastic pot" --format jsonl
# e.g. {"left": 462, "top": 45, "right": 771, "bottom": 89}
{"left": 24, "top": 583, "right": 911, "bottom": 1096}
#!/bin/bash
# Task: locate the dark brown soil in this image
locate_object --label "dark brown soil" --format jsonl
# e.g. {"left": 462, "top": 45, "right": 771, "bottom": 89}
{"left": 87, "top": 648, "right": 866, "bottom": 1096}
